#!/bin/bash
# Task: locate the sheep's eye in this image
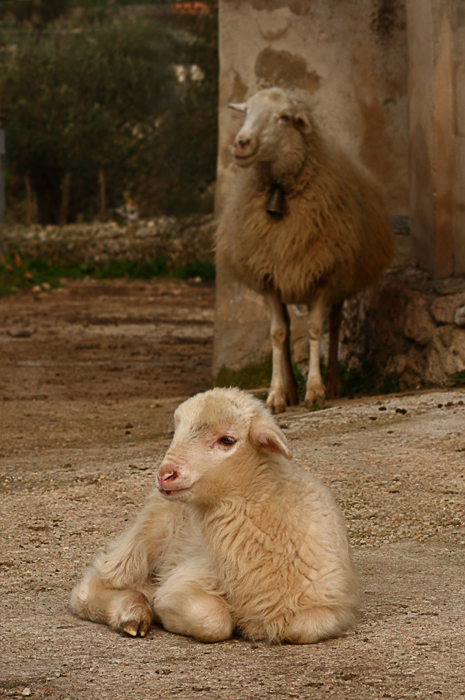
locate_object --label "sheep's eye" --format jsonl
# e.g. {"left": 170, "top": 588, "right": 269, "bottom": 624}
{"left": 280, "top": 114, "right": 291, "bottom": 122}
{"left": 218, "top": 436, "right": 236, "bottom": 446}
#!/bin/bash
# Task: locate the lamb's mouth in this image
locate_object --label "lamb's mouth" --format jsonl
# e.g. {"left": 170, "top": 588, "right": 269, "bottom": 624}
{"left": 159, "top": 487, "right": 189, "bottom": 497}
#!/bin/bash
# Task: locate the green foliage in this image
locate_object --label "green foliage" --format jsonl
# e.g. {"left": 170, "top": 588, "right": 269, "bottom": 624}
{"left": 175, "top": 260, "right": 215, "bottom": 281}
{"left": 448, "top": 370, "right": 465, "bottom": 386}
{"left": 337, "top": 356, "right": 399, "bottom": 397}
{"left": 0, "top": 3, "right": 218, "bottom": 223}
{"left": 0, "top": 252, "right": 215, "bottom": 296}
{"left": 0, "top": 0, "right": 71, "bottom": 28}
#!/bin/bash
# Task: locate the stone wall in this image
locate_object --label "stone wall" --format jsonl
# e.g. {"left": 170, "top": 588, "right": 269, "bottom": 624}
{"left": 341, "top": 265, "right": 465, "bottom": 390}
{"left": 1, "top": 215, "right": 215, "bottom": 269}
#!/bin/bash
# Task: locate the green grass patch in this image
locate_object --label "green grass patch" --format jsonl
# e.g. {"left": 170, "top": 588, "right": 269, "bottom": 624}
{"left": 337, "top": 356, "right": 399, "bottom": 397}
{"left": 214, "top": 355, "right": 272, "bottom": 391}
{"left": 448, "top": 369, "right": 465, "bottom": 386}
{"left": 0, "top": 253, "right": 215, "bottom": 296}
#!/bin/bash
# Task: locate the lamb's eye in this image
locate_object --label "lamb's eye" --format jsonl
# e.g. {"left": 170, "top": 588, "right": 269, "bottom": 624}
{"left": 218, "top": 436, "right": 236, "bottom": 446}
{"left": 280, "top": 114, "right": 291, "bottom": 122}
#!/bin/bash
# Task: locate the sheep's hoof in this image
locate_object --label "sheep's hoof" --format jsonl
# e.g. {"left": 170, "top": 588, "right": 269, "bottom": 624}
{"left": 304, "top": 386, "right": 326, "bottom": 409}
{"left": 266, "top": 390, "right": 287, "bottom": 414}
{"left": 119, "top": 597, "right": 153, "bottom": 637}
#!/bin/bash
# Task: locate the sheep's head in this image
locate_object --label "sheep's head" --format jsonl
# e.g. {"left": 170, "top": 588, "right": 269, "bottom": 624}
{"left": 157, "top": 388, "right": 290, "bottom": 504}
{"left": 230, "top": 87, "right": 314, "bottom": 177}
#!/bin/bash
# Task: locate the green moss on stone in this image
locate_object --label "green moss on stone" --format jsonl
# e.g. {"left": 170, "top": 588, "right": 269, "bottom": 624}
{"left": 214, "top": 355, "right": 272, "bottom": 390}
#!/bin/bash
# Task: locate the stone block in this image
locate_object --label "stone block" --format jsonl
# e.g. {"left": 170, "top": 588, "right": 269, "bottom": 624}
{"left": 430, "top": 292, "right": 465, "bottom": 324}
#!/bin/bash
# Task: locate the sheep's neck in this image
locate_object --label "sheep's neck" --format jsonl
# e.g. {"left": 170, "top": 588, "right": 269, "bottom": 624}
{"left": 257, "top": 134, "right": 323, "bottom": 196}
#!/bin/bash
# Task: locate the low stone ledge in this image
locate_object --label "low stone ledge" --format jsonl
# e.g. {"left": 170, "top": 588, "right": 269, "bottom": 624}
{"left": 341, "top": 268, "right": 465, "bottom": 390}
{"left": 0, "top": 215, "right": 215, "bottom": 269}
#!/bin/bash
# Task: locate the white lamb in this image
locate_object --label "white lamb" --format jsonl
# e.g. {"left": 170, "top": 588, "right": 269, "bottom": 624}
{"left": 71, "top": 387, "right": 360, "bottom": 643}
{"left": 216, "top": 87, "right": 395, "bottom": 412}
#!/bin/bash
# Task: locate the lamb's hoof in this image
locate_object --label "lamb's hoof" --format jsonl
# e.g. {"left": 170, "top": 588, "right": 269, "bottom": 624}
{"left": 120, "top": 597, "right": 153, "bottom": 637}
{"left": 304, "top": 385, "right": 326, "bottom": 408}
{"left": 266, "top": 390, "right": 287, "bottom": 414}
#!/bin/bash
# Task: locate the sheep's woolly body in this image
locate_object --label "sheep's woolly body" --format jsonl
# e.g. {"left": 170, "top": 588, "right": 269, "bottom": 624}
{"left": 71, "top": 388, "right": 360, "bottom": 644}
{"left": 217, "top": 122, "right": 393, "bottom": 305}
{"left": 201, "top": 474, "right": 358, "bottom": 642}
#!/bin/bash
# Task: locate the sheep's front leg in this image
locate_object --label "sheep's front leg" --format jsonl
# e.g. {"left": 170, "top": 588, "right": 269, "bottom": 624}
{"left": 71, "top": 575, "right": 153, "bottom": 637}
{"left": 325, "top": 301, "right": 343, "bottom": 399}
{"left": 265, "top": 292, "right": 299, "bottom": 414}
{"left": 70, "top": 494, "right": 172, "bottom": 637}
{"left": 305, "top": 293, "right": 327, "bottom": 408}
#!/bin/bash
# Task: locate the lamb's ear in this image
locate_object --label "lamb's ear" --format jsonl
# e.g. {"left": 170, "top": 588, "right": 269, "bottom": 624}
{"left": 249, "top": 416, "right": 291, "bottom": 459}
{"left": 229, "top": 102, "right": 247, "bottom": 113}
{"left": 293, "top": 111, "right": 312, "bottom": 134}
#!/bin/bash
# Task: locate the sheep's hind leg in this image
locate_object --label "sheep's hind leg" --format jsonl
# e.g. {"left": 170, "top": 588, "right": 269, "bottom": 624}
{"left": 325, "top": 301, "right": 343, "bottom": 399}
{"left": 305, "top": 293, "right": 327, "bottom": 408}
{"left": 265, "top": 292, "right": 298, "bottom": 414}
{"left": 283, "top": 606, "right": 355, "bottom": 644}
{"left": 154, "top": 564, "right": 233, "bottom": 643}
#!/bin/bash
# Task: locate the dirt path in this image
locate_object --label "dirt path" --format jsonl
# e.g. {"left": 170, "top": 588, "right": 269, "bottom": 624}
{"left": 1, "top": 279, "right": 464, "bottom": 699}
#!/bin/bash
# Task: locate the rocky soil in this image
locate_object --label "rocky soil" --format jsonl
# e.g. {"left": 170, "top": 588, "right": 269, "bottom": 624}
{"left": 1, "top": 278, "right": 464, "bottom": 700}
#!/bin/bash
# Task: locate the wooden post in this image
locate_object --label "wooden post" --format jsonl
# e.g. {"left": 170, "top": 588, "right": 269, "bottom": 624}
{"left": 25, "top": 174, "right": 33, "bottom": 226}
{"left": 59, "top": 172, "right": 71, "bottom": 226}
{"left": 0, "top": 130, "right": 5, "bottom": 225}
{"left": 99, "top": 169, "right": 106, "bottom": 222}
{"left": 407, "top": 0, "right": 465, "bottom": 277}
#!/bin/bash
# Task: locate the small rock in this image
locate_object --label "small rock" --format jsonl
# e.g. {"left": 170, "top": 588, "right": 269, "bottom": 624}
{"left": 22, "top": 689, "right": 31, "bottom": 697}
{"left": 454, "top": 305, "right": 465, "bottom": 327}
{"left": 32, "top": 285, "right": 41, "bottom": 294}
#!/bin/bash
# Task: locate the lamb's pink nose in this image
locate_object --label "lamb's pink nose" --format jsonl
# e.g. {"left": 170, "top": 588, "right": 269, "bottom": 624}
{"left": 157, "top": 462, "right": 179, "bottom": 489}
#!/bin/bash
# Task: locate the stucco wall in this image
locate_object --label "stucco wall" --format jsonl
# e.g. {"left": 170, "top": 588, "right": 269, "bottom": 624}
{"left": 214, "top": 0, "right": 409, "bottom": 377}
{"left": 217, "top": 0, "right": 408, "bottom": 214}
{"left": 408, "top": 0, "right": 465, "bottom": 277}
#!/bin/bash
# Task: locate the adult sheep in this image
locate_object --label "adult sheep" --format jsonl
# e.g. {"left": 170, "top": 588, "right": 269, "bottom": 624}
{"left": 71, "top": 387, "right": 360, "bottom": 644}
{"left": 216, "top": 87, "right": 395, "bottom": 413}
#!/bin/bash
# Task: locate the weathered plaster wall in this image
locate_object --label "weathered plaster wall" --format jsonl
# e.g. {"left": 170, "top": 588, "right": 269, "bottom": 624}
{"left": 217, "top": 0, "right": 408, "bottom": 214}
{"left": 407, "top": 0, "right": 465, "bottom": 278}
{"left": 214, "top": 0, "right": 409, "bottom": 377}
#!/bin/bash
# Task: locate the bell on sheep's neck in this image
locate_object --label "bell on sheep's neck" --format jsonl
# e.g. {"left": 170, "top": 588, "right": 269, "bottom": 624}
{"left": 267, "top": 186, "right": 286, "bottom": 220}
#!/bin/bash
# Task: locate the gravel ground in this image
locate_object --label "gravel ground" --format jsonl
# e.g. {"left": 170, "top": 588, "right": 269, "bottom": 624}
{"left": 1, "top": 279, "right": 464, "bottom": 699}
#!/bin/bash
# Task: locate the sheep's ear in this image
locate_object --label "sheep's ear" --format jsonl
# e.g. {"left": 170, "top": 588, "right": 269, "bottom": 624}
{"left": 293, "top": 112, "right": 312, "bottom": 134}
{"left": 229, "top": 102, "right": 247, "bottom": 113}
{"left": 249, "top": 416, "right": 291, "bottom": 459}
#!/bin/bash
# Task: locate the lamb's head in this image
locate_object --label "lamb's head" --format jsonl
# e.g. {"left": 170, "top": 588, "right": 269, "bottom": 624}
{"left": 157, "top": 388, "right": 290, "bottom": 504}
{"left": 230, "top": 87, "right": 314, "bottom": 177}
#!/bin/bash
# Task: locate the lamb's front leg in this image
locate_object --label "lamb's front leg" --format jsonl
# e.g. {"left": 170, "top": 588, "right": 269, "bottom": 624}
{"left": 265, "top": 291, "right": 299, "bottom": 414}
{"left": 70, "top": 493, "right": 173, "bottom": 636}
{"left": 305, "top": 293, "right": 327, "bottom": 408}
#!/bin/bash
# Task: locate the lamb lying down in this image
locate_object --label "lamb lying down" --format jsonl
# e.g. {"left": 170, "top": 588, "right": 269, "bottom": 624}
{"left": 71, "top": 388, "right": 360, "bottom": 643}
